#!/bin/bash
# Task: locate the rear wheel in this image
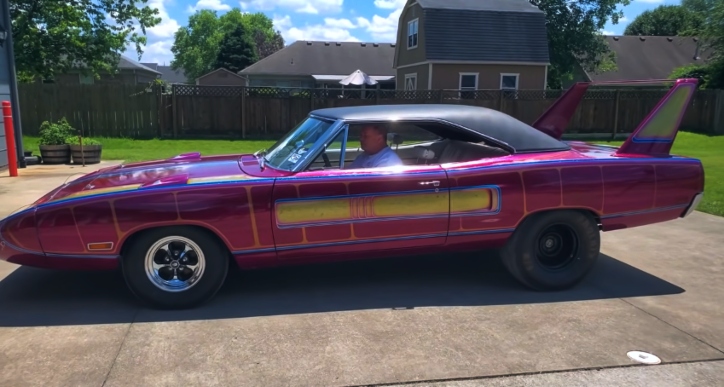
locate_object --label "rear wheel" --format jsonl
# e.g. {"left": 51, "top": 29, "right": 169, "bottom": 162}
{"left": 121, "top": 226, "right": 229, "bottom": 309}
{"left": 500, "top": 210, "right": 600, "bottom": 290}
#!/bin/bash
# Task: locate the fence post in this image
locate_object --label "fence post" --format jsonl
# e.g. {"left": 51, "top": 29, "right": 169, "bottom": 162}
{"left": 172, "top": 84, "right": 178, "bottom": 138}
{"left": 156, "top": 85, "right": 163, "bottom": 138}
{"left": 611, "top": 90, "right": 620, "bottom": 140}
{"left": 242, "top": 86, "right": 247, "bottom": 139}
{"left": 714, "top": 90, "right": 724, "bottom": 135}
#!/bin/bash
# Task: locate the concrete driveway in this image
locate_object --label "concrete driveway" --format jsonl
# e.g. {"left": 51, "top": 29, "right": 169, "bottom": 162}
{"left": 0, "top": 164, "right": 722, "bottom": 387}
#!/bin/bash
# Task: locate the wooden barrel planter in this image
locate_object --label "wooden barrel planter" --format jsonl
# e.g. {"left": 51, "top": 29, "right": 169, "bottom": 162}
{"left": 39, "top": 144, "right": 71, "bottom": 164}
{"left": 70, "top": 144, "right": 103, "bottom": 164}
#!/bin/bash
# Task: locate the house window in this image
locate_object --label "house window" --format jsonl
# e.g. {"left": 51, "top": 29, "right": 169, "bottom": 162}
{"left": 459, "top": 73, "right": 478, "bottom": 91}
{"left": 407, "top": 19, "right": 418, "bottom": 49}
{"left": 500, "top": 73, "right": 519, "bottom": 90}
{"left": 405, "top": 73, "right": 417, "bottom": 90}
{"left": 459, "top": 72, "right": 478, "bottom": 99}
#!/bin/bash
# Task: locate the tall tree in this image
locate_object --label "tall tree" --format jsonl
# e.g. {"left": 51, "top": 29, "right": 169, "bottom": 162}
{"left": 170, "top": 9, "right": 283, "bottom": 82}
{"left": 253, "top": 29, "right": 285, "bottom": 60}
{"left": 669, "top": 0, "right": 724, "bottom": 88}
{"left": 9, "top": 0, "right": 161, "bottom": 82}
{"left": 530, "top": 0, "right": 629, "bottom": 89}
{"left": 623, "top": 5, "right": 702, "bottom": 36}
{"left": 213, "top": 24, "right": 258, "bottom": 73}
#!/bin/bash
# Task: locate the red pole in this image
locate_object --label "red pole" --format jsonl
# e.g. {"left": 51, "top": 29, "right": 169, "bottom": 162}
{"left": 2, "top": 101, "right": 19, "bottom": 177}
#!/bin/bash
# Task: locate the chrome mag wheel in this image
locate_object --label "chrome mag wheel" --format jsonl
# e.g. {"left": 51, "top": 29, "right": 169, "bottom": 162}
{"left": 144, "top": 236, "right": 207, "bottom": 292}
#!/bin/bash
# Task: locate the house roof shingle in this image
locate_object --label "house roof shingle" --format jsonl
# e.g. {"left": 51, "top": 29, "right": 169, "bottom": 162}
{"left": 141, "top": 62, "right": 189, "bottom": 83}
{"left": 239, "top": 41, "right": 396, "bottom": 76}
{"left": 417, "top": 0, "right": 550, "bottom": 63}
{"left": 117, "top": 56, "right": 161, "bottom": 74}
{"left": 417, "top": 0, "right": 543, "bottom": 12}
{"left": 588, "top": 36, "right": 712, "bottom": 81}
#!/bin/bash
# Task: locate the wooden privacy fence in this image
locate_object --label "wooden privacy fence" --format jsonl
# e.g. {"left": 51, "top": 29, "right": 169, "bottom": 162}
{"left": 19, "top": 83, "right": 160, "bottom": 138}
{"left": 18, "top": 83, "right": 724, "bottom": 139}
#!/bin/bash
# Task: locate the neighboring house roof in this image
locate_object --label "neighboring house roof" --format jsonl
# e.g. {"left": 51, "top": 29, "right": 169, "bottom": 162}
{"left": 587, "top": 36, "right": 712, "bottom": 81}
{"left": 196, "top": 67, "right": 246, "bottom": 83}
{"left": 239, "top": 41, "right": 396, "bottom": 78}
{"left": 417, "top": 0, "right": 544, "bottom": 12}
{"left": 415, "top": 0, "right": 550, "bottom": 64}
{"left": 117, "top": 56, "right": 161, "bottom": 74}
{"left": 59, "top": 54, "right": 160, "bottom": 75}
{"left": 141, "top": 63, "right": 188, "bottom": 83}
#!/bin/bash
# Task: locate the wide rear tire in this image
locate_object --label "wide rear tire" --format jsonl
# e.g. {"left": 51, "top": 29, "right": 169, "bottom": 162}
{"left": 500, "top": 210, "right": 600, "bottom": 290}
{"left": 121, "top": 226, "right": 229, "bottom": 309}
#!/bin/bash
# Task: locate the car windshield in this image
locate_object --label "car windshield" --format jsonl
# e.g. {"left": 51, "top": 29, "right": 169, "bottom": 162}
{"left": 262, "top": 116, "right": 336, "bottom": 171}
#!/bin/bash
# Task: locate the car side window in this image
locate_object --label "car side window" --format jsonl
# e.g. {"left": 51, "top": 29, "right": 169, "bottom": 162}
{"left": 305, "top": 128, "right": 347, "bottom": 171}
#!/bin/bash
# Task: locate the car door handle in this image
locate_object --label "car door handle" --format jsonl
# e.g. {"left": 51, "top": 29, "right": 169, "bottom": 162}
{"left": 419, "top": 180, "right": 440, "bottom": 187}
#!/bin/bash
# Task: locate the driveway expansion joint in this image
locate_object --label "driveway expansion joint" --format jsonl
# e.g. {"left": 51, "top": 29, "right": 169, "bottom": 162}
{"left": 617, "top": 297, "right": 724, "bottom": 356}
{"left": 101, "top": 308, "right": 140, "bottom": 387}
{"left": 343, "top": 358, "right": 724, "bottom": 387}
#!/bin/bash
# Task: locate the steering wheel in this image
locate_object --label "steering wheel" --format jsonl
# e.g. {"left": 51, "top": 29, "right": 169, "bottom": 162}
{"left": 322, "top": 152, "right": 332, "bottom": 168}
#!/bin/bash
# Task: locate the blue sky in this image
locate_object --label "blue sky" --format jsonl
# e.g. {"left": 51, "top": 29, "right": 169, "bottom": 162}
{"left": 133, "top": 0, "right": 683, "bottom": 65}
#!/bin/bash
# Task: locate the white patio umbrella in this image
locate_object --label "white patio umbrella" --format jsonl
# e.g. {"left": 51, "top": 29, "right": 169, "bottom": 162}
{"left": 339, "top": 69, "right": 378, "bottom": 86}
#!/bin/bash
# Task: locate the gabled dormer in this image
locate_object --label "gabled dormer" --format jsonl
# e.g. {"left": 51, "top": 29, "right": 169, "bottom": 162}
{"left": 393, "top": 0, "right": 551, "bottom": 91}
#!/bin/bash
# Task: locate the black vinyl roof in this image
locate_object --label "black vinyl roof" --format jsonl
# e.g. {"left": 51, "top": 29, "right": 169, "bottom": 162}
{"left": 310, "top": 104, "right": 570, "bottom": 153}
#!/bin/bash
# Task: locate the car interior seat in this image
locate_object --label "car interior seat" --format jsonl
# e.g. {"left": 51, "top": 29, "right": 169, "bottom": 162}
{"left": 433, "top": 139, "right": 510, "bottom": 163}
{"left": 387, "top": 132, "right": 403, "bottom": 150}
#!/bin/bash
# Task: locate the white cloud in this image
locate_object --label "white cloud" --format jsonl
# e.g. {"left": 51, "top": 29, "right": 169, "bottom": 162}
{"left": 141, "top": 40, "right": 176, "bottom": 65}
{"left": 119, "top": 0, "right": 178, "bottom": 65}
{"left": 240, "top": 0, "right": 343, "bottom": 14}
{"left": 600, "top": 30, "right": 616, "bottom": 35}
{"left": 619, "top": 16, "right": 629, "bottom": 23}
{"left": 374, "top": 0, "right": 406, "bottom": 9}
{"left": 147, "top": 0, "right": 181, "bottom": 39}
{"left": 273, "top": 14, "right": 360, "bottom": 43}
{"left": 324, "top": 17, "right": 357, "bottom": 29}
{"left": 635, "top": 0, "right": 664, "bottom": 3}
{"left": 356, "top": 2, "right": 404, "bottom": 42}
{"left": 187, "top": 0, "right": 232, "bottom": 12}
{"left": 272, "top": 1, "right": 405, "bottom": 44}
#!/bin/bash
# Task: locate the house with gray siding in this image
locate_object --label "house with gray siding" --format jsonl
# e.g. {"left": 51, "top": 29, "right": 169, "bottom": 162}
{"left": 394, "top": 0, "right": 550, "bottom": 91}
{"left": 237, "top": 41, "right": 397, "bottom": 89}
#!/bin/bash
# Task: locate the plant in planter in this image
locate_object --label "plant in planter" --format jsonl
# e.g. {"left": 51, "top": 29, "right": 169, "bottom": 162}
{"left": 38, "top": 118, "right": 75, "bottom": 164}
{"left": 65, "top": 136, "right": 103, "bottom": 165}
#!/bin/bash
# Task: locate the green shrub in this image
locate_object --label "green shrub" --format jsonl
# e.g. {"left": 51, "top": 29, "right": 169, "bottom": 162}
{"left": 64, "top": 136, "right": 102, "bottom": 146}
{"left": 38, "top": 118, "right": 76, "bottom": 146}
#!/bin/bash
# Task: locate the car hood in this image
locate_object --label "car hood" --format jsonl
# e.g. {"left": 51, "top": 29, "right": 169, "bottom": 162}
{"left": 33, "top": 152, "right": 254, "bottom": 205}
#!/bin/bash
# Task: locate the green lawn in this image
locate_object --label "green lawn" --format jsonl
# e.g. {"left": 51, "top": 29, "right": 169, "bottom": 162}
{"left": 22, "top": 137, "right": 277, "bottom": 163}
{"left": 22, "top": 131, "right": 723, "bottom": 217}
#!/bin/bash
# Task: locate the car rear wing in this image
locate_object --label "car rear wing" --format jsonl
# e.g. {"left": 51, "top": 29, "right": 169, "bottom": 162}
{"left": 531, "top": 78, "right": 699, "bottom": 156}
{"left": 614, "top": 78, "right": 698, "bottom": 157}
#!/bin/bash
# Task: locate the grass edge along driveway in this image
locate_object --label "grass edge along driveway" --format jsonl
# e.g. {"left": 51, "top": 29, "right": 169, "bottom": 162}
{"left": 22, "top": 131, "right": 723, "bottom": 217}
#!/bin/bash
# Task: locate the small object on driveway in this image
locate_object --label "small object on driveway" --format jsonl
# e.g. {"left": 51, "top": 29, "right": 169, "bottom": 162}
{"left": 627, "top": 350, "right": 662, "bottom": 365}
{"left": 0, "top": 78, "right": 706, "bottom": 309}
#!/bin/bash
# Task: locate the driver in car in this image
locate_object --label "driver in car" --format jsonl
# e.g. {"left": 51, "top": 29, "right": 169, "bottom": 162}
{"left": 347, "top": 124, "right": 403, "bottom": 169}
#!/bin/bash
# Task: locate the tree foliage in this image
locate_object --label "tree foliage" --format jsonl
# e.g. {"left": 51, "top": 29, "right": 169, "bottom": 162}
{"left": 623, "top": 5, "right": 702, "bottom": 36}
{"left": 213, "top": 24, "right": 258, "bottom": 74}
{"left": 9, "top": 0, "right": 161, "bottom": 82}
{"left": 170, "top": 9, "right": 284, "bottom": 82}
{"left": 668, "top": 0, "right": 724, "bottom": 89}
{"left": 529, "top": 0, "right": 629, "bottom": 89}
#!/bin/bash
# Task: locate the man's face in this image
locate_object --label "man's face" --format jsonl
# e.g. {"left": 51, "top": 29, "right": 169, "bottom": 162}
{"left": 359, "top": 126, "right": 386, "bottom": 154}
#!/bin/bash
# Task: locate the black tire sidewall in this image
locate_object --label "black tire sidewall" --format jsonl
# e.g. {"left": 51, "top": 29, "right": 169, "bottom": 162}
{"left": 121, "top": 226, "right": 229, "bottom": 309}
{"left": 508, "top": 211, "right": 600, "bottom": 290}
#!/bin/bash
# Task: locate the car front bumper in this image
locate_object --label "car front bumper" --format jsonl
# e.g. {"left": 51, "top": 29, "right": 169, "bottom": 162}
{"left": 681, "top": 192, "right": 704, "bottom": 218}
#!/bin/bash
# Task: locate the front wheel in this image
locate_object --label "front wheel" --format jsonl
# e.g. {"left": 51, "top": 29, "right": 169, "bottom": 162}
{"left": 500, "top": 210, "right": 600, "bottom": 290}
{"left": 121, "top": 226, "right": 230, "bottom": 309}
